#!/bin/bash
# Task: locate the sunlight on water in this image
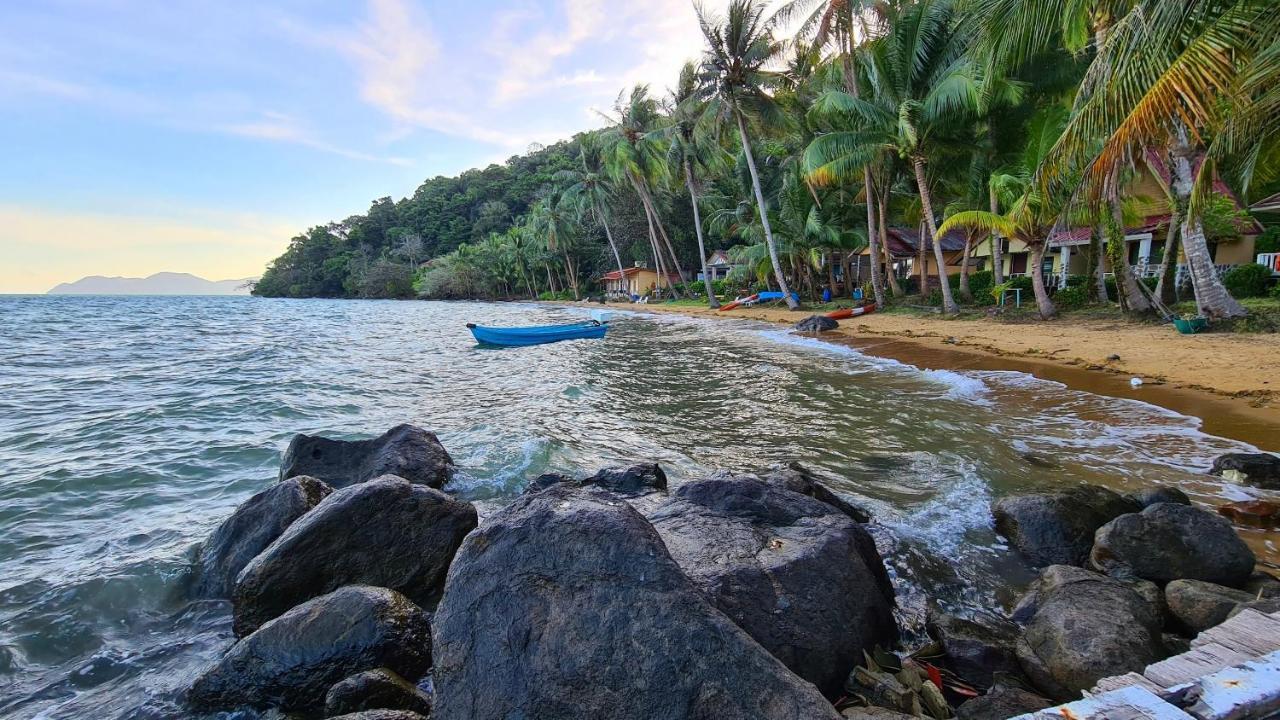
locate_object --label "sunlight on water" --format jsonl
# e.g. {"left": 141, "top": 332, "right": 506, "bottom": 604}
{"left": 0, "top": 296, "right": 1273, "bottom": 718}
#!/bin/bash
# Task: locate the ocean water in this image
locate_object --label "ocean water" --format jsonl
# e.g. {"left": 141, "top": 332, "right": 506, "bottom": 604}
{"left": 0, "top": 296, "right": 1274, "bottom": 719}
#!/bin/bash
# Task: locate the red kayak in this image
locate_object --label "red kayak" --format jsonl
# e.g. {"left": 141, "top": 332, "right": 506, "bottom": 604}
{"left": 719, "top": 293, "right": 758, "bottom": 312}
{"left": 825, "top": 303, "right": 876, "bottom": 320}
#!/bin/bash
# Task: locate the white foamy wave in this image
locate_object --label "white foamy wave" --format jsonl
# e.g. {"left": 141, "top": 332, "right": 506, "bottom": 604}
{"left": 884, "top": 461, "right": 996, "bottom": 558}
{"left": 920, "top": 369, "right": 990, "bottom": 404}
{"left": 754, "top": 329, "right": 912, "bottom": 374}
{"left": 972, "top": 369, "right": 1067, "bottom": 392}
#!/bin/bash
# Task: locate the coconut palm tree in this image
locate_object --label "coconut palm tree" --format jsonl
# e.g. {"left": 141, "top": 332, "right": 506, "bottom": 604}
{"left": 805, "top": 0, "right": 979, "bottom": 315}
{"left": 668, "top": 62, "right": 725, "bottom": 308}
{"left": 528, "top": 189, "right": 581, "bottom": 300}
{"left": 559, "top": 134, "right": 627, "bottom": 283}
{"left": 696, "top": 0, "right": 801, "bottom": 310}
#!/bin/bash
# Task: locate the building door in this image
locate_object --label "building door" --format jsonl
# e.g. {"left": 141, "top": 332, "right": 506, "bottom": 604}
{"left": 1010, "top": 253, "right": 1028, "bottom": 275}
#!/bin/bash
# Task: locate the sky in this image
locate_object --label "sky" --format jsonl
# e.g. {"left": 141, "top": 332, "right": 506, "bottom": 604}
{"left": 0, "top": 0, "right": 712, "bottom": 293}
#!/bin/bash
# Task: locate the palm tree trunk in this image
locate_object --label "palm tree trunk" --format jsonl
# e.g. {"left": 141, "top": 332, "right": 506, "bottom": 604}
{"left": 843, "top": 252, "right": 854, "bottom": 297}
{"left": 1087, "top": 226, "right": 1108, "bottom": 302}
{"left": 643, "top": 209, "right": 668, "bottom": 295}
{"left": 959, "top": 230, "right": 975, "bottom": 302}
{"left": 737, "top": 111, "right": 798, "bottom": 310}
{"left": 637, "top": 181, "right": 689, "bottom": 295}
{"left": 1109, "top": 197, "right": 1153, "bottom": 314}
{"left": 912, "top": 157, "right": 958, "bottom": 314}
{"left": 827, "top": 254, "right": 838, "bottom": 298}
{"left": 598, "top": 207, "right": 626, "bottom": 280}
{"left": 917, "top": 217, "right": 928, "bottom": 297}
{"left": 989, "top": 183, "right": 1005, "bottom": 284}
{"left": 1155, "top": 209, "right": 1181, "bottom": 305}
{"left": 1169, "top": 127, "right": 1247, "bottom": 319}
{"left": 1028, "top": 241, "right": 1056, "bottom": 319}
{"left": 684, "top": 159, "right": 719, "bottom": 308}
{"left": 879, "top": 197, "right": 903, "bottom": 297}
{"left": 841, "top": 45, "right": 886, "bottom": 307}
{"left": 563, "top": 251, "right": 580, "bottom": 300}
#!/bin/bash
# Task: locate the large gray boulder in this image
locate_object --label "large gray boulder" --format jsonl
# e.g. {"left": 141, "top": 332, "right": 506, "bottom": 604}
{"left": 233, "top": 476, "right": 476, "bottom": 636}
{"left": 926, "top": 612, "right": 1023, "bottom": 689}
{"left": 646, "top": 475, "right": 896, "bottom": 698}
{"left": 794, "top": 315, "right": 839, "bottom": 333}
{"left": 955, "top": 684, "right": 1052, "bottom": 720}
{"left": 1013, "top": 565, "right": 1166, "bottom": 701}
{"left": 280, "top": 424, "right": 454, "bottom": 489}
{"left": 1090, "top": 503, "right": 1256, "bottom": 587}
{"left": 431, "top": 484, "right": 842, "bottom": 720}
{"left": 993, "top": 485, "right": 1139, "bottom": 567}
{"left": 753, "top": 462, "right": 872, "bottom": 523}
{"left": 188, "top": 586, "right": 432, "bottom": 714}
{"left": 193, "top": 476, "right": 332, "bottom": 598}
{"left": 1127, "top": 486, "right": 1191, "bottom": 508}
{"left": 324, "top": 668, "right": 432, "bottom": 718}
{"left": 1165, "top": 579, "right": 1255, "bottom": 633}
{"left": 1211, "top": 452, "right": 1280, "bottom": 490}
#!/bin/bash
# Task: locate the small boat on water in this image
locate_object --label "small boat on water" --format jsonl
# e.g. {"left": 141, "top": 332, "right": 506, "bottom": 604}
{"left": 467, "top": 320, "right": 608, "bottom": 347}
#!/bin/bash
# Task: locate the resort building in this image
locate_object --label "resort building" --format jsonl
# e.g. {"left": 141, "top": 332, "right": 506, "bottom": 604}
{"left": 850, "top": 227, "right": 970, "bottom": 288}
{"left": 698, "top": 249, "right": 740, "bottom": 281}
{"left": 601, "top": 265, "right": 682, "bottom": 299}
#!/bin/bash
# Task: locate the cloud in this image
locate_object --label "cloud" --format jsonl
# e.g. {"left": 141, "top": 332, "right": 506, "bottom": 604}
{"left": 222, "top": 111, "right": 412, "bottom": 165}
{"left": 0, "top": 204, "right": 302, "bottom": 294}
{"left": 490, "top": 0, "right": 607, "bottom": 104}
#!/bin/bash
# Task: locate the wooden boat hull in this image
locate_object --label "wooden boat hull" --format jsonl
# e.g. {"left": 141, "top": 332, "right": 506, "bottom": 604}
{"left": 825, "top": 304, "right": 876, "bottom": 320}
{"left": 467, "top": 321, "right": 608, "bottom": 347}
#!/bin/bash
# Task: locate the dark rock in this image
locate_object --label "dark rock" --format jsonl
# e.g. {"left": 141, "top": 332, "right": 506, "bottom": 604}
{"left": 1090, "top": 503, "right": 1256, "bottom": 587}
{"left": 1122, "top": 577, "right": 1166, "bottom": 625}
{"left": 1165, "top": 579, "right": 1255, "bottom": 633}
{"left": 581, "top": 462, "right": 668, "bottom": 497}
{"left": 647, "top": 475, "right": 896, "bottom": 698}
{"left": 430, "top": 484, "right": 841, "bottom": 720}
{"left": 233, "top": 476, "right": 476, "bottom": 636}
{"left": 193, "top": 476, "right": 332, "bottom": 598}
{"left": 841, "top": 707, "right": 917, "bottom": 720}
{"left": 1244, "top": 572, "right": 1280, "bottom": 598}
{"left": 1163, "top": 633, "right": 1192, "bottom": 655}
{"left": 522, "top": 472, "right": 573, "bottom": 494}
{"left": 955, "top": 684, "right": 1053, "bottom": 720}
{"left": 993, "top": 485, "right": 1140, "bottom": 567}
{"left": 755, "top": 461, "right": 873, "bottom": 523}
{"left": 327, "top": 707, "right": 427, "bottom": 712}
{"left": 188, "top": 586, "right": 432, "bottom": 714}
{"left": 1217, "top": 499, "right": 1280, "bottom": 528}
{"left": 794, "top": 315, "right": 839, "bottom": 333}
{"left": 1127, "top": 486, "right": 1191, "bottom": 508}
{"left": 927, "top": 611, "right": 1023, "bottom": 689}
{"left": 1013, "top": 565, "right": 1166, "bottom": 701}
{"left": 280, "top": 424, "right": 453, "bottom": 489}
{"left": 324, "top": 668, "right": 432, "bottom": 718}
{"left": 1210, "top": 452, "right": 1280, "bottom": 489}
{"left": 1228, "top": 597, "right": 1280, "bottom": 619}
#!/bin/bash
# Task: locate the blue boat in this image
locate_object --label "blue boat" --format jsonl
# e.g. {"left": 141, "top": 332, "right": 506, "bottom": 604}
{"left": 467, "top": 320, "right": 608, "bottom": 347}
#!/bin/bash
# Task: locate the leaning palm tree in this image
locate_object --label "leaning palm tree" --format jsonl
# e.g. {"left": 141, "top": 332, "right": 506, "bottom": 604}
{"left": 528, "top": 189, "right": 581, "bottom": 300}
{"left": 805, "top": 0, "right": 978, "bottom": 314}
{"left": 668, "top": 62, "right": 725, "bottom": 308}
{"left": 696, "top": 0, "right": 800, "bottom": 309}
{"left": 559, "top": 134, "right": 627, "bottom": 281}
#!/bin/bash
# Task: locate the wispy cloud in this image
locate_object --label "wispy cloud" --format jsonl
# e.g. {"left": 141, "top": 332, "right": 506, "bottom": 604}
{"left": 222, "top": 111, "right": 412, "bottom": 165}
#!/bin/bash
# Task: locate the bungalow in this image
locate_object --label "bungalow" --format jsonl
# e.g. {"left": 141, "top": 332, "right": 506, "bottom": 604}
{"left": 601, "top": 265, "right": 682, "bottom": 299}
{"left": 851, "top": 227, "right": 970, "bottom": 288}
{"left": 698, "top": 249, "right": 739, "bottom": 281}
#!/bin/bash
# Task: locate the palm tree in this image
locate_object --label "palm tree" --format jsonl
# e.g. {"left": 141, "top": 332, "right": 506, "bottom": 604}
{"left": 668, "top": 62, "right": 724, "bottom": 308}
{"left": 528, "top": 189, "right": 581, "bottom": 300}
{"left": 696, "top": 0, "right": 800, "bottom": 310}
{"left": 559, "top": 134, "right": 627, "bottom": 282}
{"left": 805, "top": 0, "right": 978, "bottom": 315}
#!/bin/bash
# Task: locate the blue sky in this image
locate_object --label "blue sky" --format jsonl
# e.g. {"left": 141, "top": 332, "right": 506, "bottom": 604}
{"left": 0, "top": 0, "right": 709, "bottom": 292}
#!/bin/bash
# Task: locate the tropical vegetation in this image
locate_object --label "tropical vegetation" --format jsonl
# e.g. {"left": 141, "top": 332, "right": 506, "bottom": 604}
{"left": 254, "top": 0, "right": 1280, "bottom": 323}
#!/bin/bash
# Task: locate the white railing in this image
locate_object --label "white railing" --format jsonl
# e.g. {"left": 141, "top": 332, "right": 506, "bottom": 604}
{"left": 1259, "top": 253, "right": 1280, "bottom": 277}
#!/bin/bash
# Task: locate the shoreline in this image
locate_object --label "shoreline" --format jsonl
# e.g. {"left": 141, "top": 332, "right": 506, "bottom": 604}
{"left": 621, "top": 302, "right": 1280, "bottom": 453}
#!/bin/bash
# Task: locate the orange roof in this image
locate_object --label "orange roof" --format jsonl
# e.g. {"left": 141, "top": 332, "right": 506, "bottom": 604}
{"left": 601, "top": 267, "right": 680, "bottom": 281}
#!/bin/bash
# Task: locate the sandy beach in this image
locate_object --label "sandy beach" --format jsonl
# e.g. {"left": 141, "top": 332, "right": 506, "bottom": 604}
{"left": 631, "top": 302, "right": 1280, "bottom": 451}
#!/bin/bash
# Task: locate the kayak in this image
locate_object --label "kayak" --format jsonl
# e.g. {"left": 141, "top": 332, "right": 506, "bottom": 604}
{"left": 467, "top": 321, "right": 608, "bottom": 347}
{"left": 825, "top": 304, "right": 876, "bottom": 320}
{"left": 719, "top": 294, "right": 758, "bottom": 312}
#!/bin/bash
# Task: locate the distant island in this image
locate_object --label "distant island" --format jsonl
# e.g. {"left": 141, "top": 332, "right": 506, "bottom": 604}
{"left": 48, "top": 272, "right": 257, "bottom": 296}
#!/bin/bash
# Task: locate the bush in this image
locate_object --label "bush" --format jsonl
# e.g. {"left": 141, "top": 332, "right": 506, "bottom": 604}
{"left": 1257, "top": 226, "right": 1280, "bottom": 255}
{"left": 1271, "top": 282, "right": 1280, "bottom": 299}
{"left": 1223, "top": 263, "right": 1273, "bottom": 298}
{"left": 1053, "top": 284, "right": 1090, "bottom": 310}
{"left": 1065, "top": 274, "right": 1089, "bottom": 288}
{"left": 967, "top": 270, "right": 996, "bottom": 305}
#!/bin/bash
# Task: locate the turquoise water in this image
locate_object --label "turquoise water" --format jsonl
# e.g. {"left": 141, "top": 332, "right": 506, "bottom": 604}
{"left": 0, "top": 296, "right": 1268, "bottom": 719}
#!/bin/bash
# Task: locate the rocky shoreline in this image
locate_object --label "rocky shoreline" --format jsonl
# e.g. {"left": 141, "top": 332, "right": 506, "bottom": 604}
{"left": 183, "top": 424, "right": 1280, "bottom": 719}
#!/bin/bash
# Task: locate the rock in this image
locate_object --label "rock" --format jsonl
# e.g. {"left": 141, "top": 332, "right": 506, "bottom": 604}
{"left": 1165, "top": 579, "right": 1255, "bottom": 633}
{"left": 993, "top": 485, "right": 1140, "bottom": 567}
{"left": 794, "top": 315, "right": 839, "bottom": 333}
{"left": 927, "top": 611, "right": 1023, "bottom": 689}
{"left": 1244, "top": 572, "right": 1280, "bottom": 598}
{"left": 324, "top": 668, "right": 432, "bottom": 718}
{"left": 1217, "top": 499, "right": 1280, "bottom": 528}
{"left": 1163, "top": 633, "right": 1192, "bottom": 655}
{"left": 280, "top": 424, "right": 453, "bottom": 489}
{"left": 522, "top": 472, "right": 573, "bottom": 494}
{"left": 581, "top": 462, "right": 668, "bottom": 497}
{"left": 327, "top": 707, "right": 427, "bottom": 712}
{"left": 1122, "top": 577, "right": 1166, "bottom": 624}
{"left": 1013, "top": 565, "right": 1166, "bottom": 701}
{"left": 188, "top": 586, "right": 432, "bottom": 714}
{"left": 1090, "top": 503, "right": 1256, "bottom": 587}
{"left": 1127, "top": 486, "right": 1191, "bottom": 508}
{"left": 430, "top": 484, "right": 842, "bottom": 720}
{"left": 841, "top": 706, "right": 917, "bottom": 720}
{"left": 192, "top": 476, "right": 332, "bottom": 598}
{"left": 233, "top": 476, "right": 477, "bottom": 636}
{"left": 955, "top": 684, "right": 1053, "bottom": 720}
{"left": 755, "top": 461, "right": 873, "bottom": 523}
{"left": 647, "top": 475, "right": 897, "bottom": 698}
{"left": 1210, "top": 452, "right": 1280, "bottom": 489}
{"left": 1228, "top": 597, "right": 1280, "bottom": 619}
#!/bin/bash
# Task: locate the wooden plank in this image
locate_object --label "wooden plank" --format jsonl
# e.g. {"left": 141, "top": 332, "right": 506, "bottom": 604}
{"left": 1192, "top": 611, "right": 1280, "bottom": 655}
{"left": 1145, "top": 644, "right": 1255, "bottom": 689}
{"left": 1176, "top": 650, "right": 1280, "bottom": 720}
{"left": 1095, "top": 672, "right": 1168, "bottom": 695}
{"left": 1012, "top": 685, "right": 1195, "bottom": 720}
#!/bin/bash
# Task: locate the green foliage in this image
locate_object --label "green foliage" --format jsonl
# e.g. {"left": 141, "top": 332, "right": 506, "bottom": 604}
{"left": 1053, "top": 284, "right": 1090, "bottom": 310}
{"left": 1223, "top": 263, "right": 1274, "bottom": 298}
{"left": 1257, "top": 226, "right": 1280, "bottom": 255}
{"left": 1271, "top": 282, "right": 1280, "bottom": 299}
{"left": 967, "top": 270, "right": 996, "bottom": 304}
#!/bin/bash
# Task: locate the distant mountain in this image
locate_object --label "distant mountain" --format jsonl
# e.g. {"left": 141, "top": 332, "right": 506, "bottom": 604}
{"left": 48, "top": 272, "right": 257, "bottom": 295}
